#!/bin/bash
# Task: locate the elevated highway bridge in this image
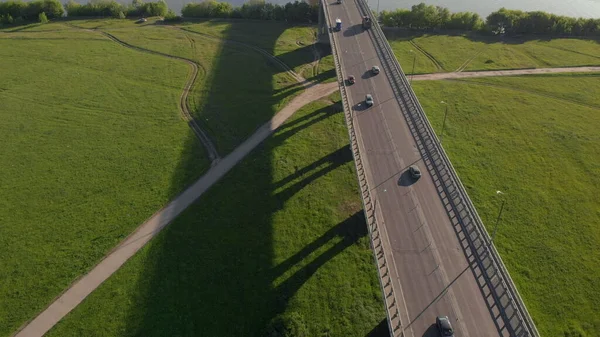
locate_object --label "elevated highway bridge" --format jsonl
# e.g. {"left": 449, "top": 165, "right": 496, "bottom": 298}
{"left": 317, "top": 1, "right": 541, "bottom": 336}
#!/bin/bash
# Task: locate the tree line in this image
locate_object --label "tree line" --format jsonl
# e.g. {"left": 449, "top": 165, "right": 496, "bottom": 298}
{"left": 181, "top": 0, "right": 318, "bottom": 23}
{"left": 2, "top": 0, "right": 599, "bottom": 36}
{"left": 380, "top": 3, "right": 600, "bottom": 36}
{"left": 0, "top": 0, "right": 63, "bottom": 24}
{"left": 64, "top": 0, "right": 169, "bottom": 19}
{"left": 0, "top": 0, "right": 172, "bottom": 24}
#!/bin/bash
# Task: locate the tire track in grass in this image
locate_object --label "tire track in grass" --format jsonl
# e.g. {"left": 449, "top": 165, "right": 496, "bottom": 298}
{"left": 65, "top": 23, "right": 220, "bottom": 164}
{"left": 177, "top": 26, "right": 307, "bottom": 84}
{"left": 455, "top": 46, "right": 488, "bottom": 72}
{"left": 100, "top": 31, "right": 221, "bottom": 164}
{"left": 542, "top": 43, "right": 600, "bottom": 61}
{"left": 409, "top": 39, "right": 443, "bottom": 71}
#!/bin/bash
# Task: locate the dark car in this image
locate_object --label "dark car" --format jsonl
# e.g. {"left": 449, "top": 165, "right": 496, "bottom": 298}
{"left": 348, "top": 75, "right": 355, "bottom": 85}
{"left": 409, "top": 165, "right": 421, "bottom": 179}
{"left": 436, "top": 316, "right": 454, "bottom": 337}
{"left": 365, "top": 94, "right": 374, "bottom": 107}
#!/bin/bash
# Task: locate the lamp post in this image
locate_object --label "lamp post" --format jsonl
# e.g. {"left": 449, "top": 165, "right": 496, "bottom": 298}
{"left": 440, "top": 101, "right": 448, "bottom": 142}
{"left": 491, "top": 190, "right": 505, "bottom": 242}
{"left": 409, "top": 50, "right": 416, "bottom": 85}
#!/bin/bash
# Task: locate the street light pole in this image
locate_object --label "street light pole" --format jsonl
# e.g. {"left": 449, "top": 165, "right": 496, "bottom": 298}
{"left": 409, "top": 50, "right": 416, "bottom": 85}
{"left": 440, "top": 101, "right": 448, "bottom": 141}
{"left": 491, "top": 191, "right": 505, "bottom": 242}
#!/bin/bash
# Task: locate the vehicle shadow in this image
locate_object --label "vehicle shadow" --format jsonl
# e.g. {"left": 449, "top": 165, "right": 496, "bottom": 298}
{"left": 421, "top": 323, "right": 439, "bottom": 337}
{"left": 343, "top": 23, "right": 364, "bottom": 37}
{"left": 397, "top": 170, "right": 417, "bottom": 187}
{"left": 353, "top": 100, "right": 371, "bottom": 112}
{"left": 361, "top": 70, "right": 376, "bottom": 79}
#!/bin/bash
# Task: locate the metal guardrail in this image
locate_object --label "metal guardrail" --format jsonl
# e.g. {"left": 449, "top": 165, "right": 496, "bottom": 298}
{"left": 353, "top": 1, "right": 541, "bottom": 336}
{"left": 320, "top": 2, "right": 401, "bottom": 336}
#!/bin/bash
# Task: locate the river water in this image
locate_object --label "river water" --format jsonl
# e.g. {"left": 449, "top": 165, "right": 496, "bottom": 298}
{"left": 161, "top": 0, "right": 600, "bottom": 18}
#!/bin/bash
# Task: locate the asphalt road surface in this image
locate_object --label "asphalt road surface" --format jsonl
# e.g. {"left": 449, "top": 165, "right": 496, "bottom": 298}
{"left": 326, "top": 1, "right": 504, "bottom": 336}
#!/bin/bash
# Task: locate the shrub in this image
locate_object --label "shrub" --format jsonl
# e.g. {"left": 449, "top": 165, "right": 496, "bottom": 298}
{"left": 264, "top": 312, "right": 309, "bottom": 337}
{"left": 163, "top": 9, "right": 182, "bottom": 22}
{"left": 38, "top": 11, "right": 48, "bottom": 23}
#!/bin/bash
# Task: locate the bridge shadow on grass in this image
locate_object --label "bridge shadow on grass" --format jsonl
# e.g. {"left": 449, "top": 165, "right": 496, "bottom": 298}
{"left": 382, "top": 28, "right": 600, "bottom": 45}
{"left": 124, "top": 132, "right": 367, "bottom": 335}
{"left": 121, "top": 20, "right": 384, "bottom": 336}
{"left": 365, "top": 318, "right": 391, "bottom": 337}
{"left": 186, "top": 21, "right": 300, "bottom": 155}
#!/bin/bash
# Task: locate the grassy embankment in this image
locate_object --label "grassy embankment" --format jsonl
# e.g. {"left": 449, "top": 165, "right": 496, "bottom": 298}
{"left": 0, "top": 26, "right": 206, "bottom": 336}
{"left": 386, "top": 31, "right": 600, "bottom": 74}
{"left": 1, "top": 18, "right": 335, "bottom": 336}
{"left": 47, "top": 93, "right": 387, "bottom": 336}
{"left": 413, "top": 74, "right": 600, "bottom": 337}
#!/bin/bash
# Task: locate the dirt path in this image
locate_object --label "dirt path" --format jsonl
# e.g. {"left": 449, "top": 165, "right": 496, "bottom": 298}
{"left": 412, "top": 66, "right": 600, "bottom": 81}
{"left": 13, "top": 81, "right": 338, "bottom": 337}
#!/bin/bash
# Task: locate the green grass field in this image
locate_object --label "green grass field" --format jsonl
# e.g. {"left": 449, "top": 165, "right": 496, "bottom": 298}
{"left": 79, "top": 18, "right": 334, "bottom": 153}
{"left": 178, "top": 19, "right": 335, "bottom": 81}
{"left": 46, "top": 93, "right": 386, "bottom": 337}
{"left": 0, "top": 28, "right": 208, "bottom": 336}
{"left": 412, "top": 76, "right": 600, "bottom": 337}
{"left": 459, "top": 73, "right": 600, "bottom": 108}
{"left": 1, "top": 19, "right": 331, "bottom": 336}
{"left": 385, "top": 30, "right": 600, "bottom": 73}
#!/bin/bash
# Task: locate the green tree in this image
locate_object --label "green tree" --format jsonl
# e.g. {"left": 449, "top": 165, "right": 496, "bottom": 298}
{"left": 38, "top": 11, "right": 48, "bottom": 23}
{"left": 437, "top": 6, "right": 451, "bottom": 28}
{"left": 40, "top": 0, "right": 64, "bottom": 18}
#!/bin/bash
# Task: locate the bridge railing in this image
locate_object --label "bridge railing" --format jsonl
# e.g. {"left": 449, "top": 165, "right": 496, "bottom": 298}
{"left": 320, "top": 2, "right": 402, "bottom": 336}
{"left": 353, "top": 1, "right": 540, "bottom": 336}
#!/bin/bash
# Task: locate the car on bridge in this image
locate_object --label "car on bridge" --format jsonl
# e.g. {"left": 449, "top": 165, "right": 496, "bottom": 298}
{"left": 365, "top": 94, "right": 374, "bottom": 107}
{"left": 347, "top": 75, "right": 355, "bottom": 85}
{"left": 436, "top": 316, "right": 454, "bottom": 337}
{"left": 335, "top": 18, "right": 342, "bottom": 31}
{"left": 362, "top": 16, "right": 372, "bottom": 29}
{"left": 371, "top": 65, "right": 380, "bottom": 75}
{"left": 409, "top": 165, "right": 421, "bottom": 179}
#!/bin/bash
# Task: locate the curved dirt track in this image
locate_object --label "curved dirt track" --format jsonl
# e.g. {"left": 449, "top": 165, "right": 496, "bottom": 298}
{"left": 102, "top": 32, "right": 221, "bottom": 163}
{"left": 412, "top": 66, "right": 600, "bottom": 81}
{"left": 13, "top": 81, "right": 338, "bottom": 337}
{"left": 67, "top": 24, "right": 312, "bottom": 164}
{"left": 64, "top": 23, "right": 221, "bottom": 163}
